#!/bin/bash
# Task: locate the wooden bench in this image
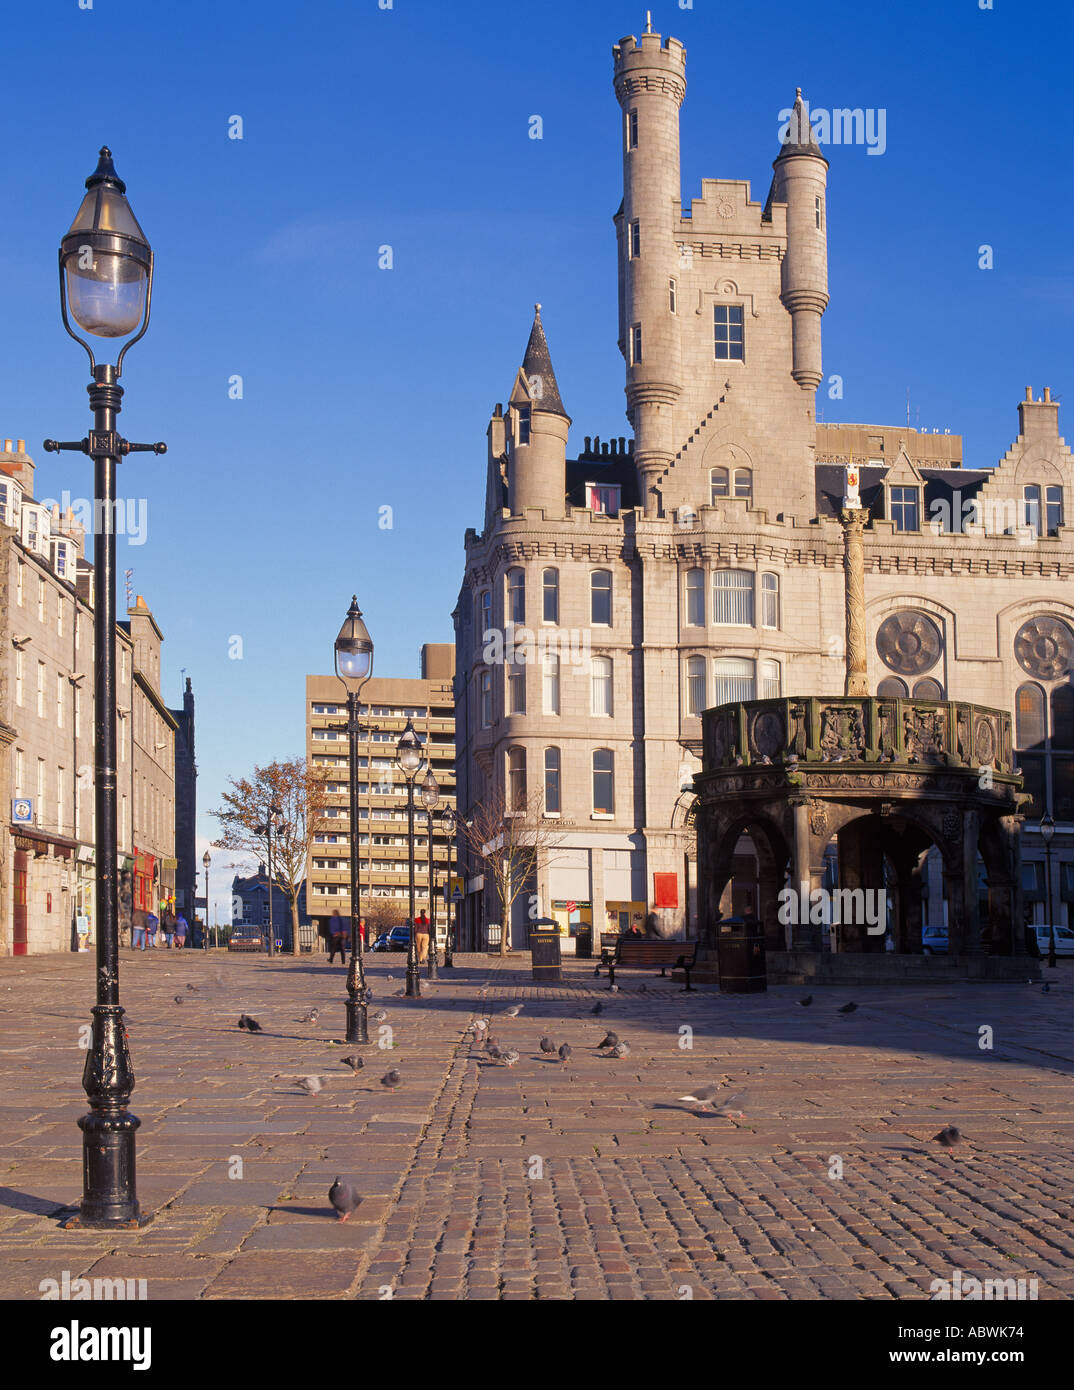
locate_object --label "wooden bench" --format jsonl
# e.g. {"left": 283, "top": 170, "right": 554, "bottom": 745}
{"left": 597, "top": 937, "right": 698, "bottom": 991}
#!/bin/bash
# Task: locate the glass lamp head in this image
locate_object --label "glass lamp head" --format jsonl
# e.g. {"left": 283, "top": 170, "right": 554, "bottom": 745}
{"left": 421, "top": 771, "right": 440, "bottom": 810}
{"left": 61, "top": 148, "right": 151, "bottom": 338}
{"left": 334, "top": 595, "right": 373, "bottom": 680}
{"left": 202, "top": 850, "right": 211, "bottom": 868}
{"left": 1040, "top": 813, "right": 1055, "bottom": 845}
{"left": 396, "top": 719, "right": 424, "bottom": 778}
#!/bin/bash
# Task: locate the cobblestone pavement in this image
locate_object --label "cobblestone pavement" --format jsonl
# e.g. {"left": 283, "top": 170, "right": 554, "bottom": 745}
{"left": 0, "top": 949, "right": 1072, "bottom": 1300}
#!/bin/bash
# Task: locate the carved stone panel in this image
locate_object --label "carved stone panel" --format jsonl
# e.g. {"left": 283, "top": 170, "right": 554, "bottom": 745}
{"left": 751, "top": 708, "right": 785, "bottom": 760}
{"left": 1014, "top": 616, "right": 1074, "bottom": 681}
{"left": 877, "top": 610, "right": 942, "bottom": 676}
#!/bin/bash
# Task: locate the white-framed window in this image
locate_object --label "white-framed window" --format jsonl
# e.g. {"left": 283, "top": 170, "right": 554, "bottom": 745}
{"left": 685, "top": 568, "right": 705, "bottom": 626}
{"left": 712, "top": 570, "right": 754, "bottom": 625}
{"left": 592, "top": 748, "right": 614, "bottom": 815}
{"left": 591, "top": 570, "right": 612, "bottom": 626}
{"left": 542, "top": 568, "right": 559, "bottom": 624}
{"left": 630, "top": 323, "right": 642, "bottom": 365}
{"left": 53, "top": 540, "right": 71, "bottom": 583}
{"left": 0, "top": 478, "right": 22, "bottom": 528}
{"left": 591, "top": 656, "right": 613, "bottom": 716}
{"left": 761, "top": 572, "right": 780, "bottom": 629}
{"left": 686, "top": 655, "right": 706, "bottom": 716}
{"left": 542, "top": 652, "right": 560, "bottom": 715}
{"left": 508, "top": 747, "right": 527, "bottom": 811}
{"left": 479, "top": 670, "right": 492, "bottom": 729}
{"left": 815, "top": 194, "right": 824, "bottom": 229}
{"left": 733, "top": 468, "right": 752, "bottom": 501}
{"left": 1046, "top": 485, "right": 1064, "bottom": 537}
{"left": 587, "top": 484, "right": 621, "bottom": 516}
{"left": 508, "top": 658, "right": 526, "bottom": 715}
{"left": 710, "top": 467, "right": 729, "bottom": 502}
{"left": 759, "top": 658, "right": 782, "bottom": 699}
{"left": 507, "top": 568, "right": 525, "bottom": 625}
{"left": 630, "top": 220, "right": 641, "bottom": 257}
{"left": 669, "top": 278, "right": 677, "bottom": 314}
{"left": 713, "top": 657, "right": 755, "bottom": 705}
{"left": 544, "top": 747, "right": 561, "bottom": 814}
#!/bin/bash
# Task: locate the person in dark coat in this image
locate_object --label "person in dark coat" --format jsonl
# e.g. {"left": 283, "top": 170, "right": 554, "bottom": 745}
{"left": 327, "top": 910, "right": 347, "bottom": 965}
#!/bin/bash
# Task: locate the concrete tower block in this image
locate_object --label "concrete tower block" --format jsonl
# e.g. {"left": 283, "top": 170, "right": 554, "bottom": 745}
{"left": 613, "top": 29, "right": 686, "bottom": 515}
{"left": 771, "top": 90, "right": 830, "bottom": 392}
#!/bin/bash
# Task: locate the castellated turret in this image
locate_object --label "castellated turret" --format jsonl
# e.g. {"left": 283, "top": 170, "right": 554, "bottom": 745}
{"left": 505, "top": 305, "right": 570, "bottom": 518}
{"left": 613, "top": 29, "right": 686, "bottom": 516}
{"left": 770, "top": 89, "right": 830, "bottom": 391}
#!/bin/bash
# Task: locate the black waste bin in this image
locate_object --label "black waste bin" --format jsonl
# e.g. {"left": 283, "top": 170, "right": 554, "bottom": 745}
{"left": 716, "top": 915, "right": 766, "bottom": 993}
{"left": 574, "top": 926, "right": 593, "bottom": 959}
{"left": 530, "top": 925, "right": 562, "bottom": 983}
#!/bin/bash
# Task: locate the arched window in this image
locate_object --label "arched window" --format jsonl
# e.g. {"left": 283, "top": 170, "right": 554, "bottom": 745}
{"left": 733, "top": 468, "right": 753, "bottom": 501}
{"left": 685, "top": 568, "right": 705, "bottom": 626}
{"left": 591, "top": 570, "right": 612, "bottom": 626}
{"left": 685, "top": 656, "right": 706, "bottom": 716}
{"left": 712, "top": 657, "right": 755, "bottom": 705}
{"left": 479, "top": 589, "right": 491, "bottom": 639}
{"left": 544, "top": 748, "right": 561, "bottom": 814}
{"left": 591, "top": 656, "right": 613, "bottom": 716}
{"left": 1016, "top": 683, "right": 1045, "bottom": 750}
{"left": 507, "top": 748, "right": 527, "bottom": 811}
{"left": 542, "top": 652, "right": 560, "bottom": 715}
{"left": 542, "top": 568, "right": 559, "bottom": 624}
{"left": 712, "top": 570, "right": 754, "bottom": 625}
{"left": 710, "top": 467, "right": 729, "bottom": 502}
{"left": 592, "top": 749, "right": 614, "bottom": 815}
{"left": 1051, "top": 685, "right": 1074, "bottom": 749}
{"left": 877, "top": 677, "right": 908, "bottom": 699}
{"left": 760, "top": 573, "right": 780, "bottom": 629}
{"left": 506, "top": 568, "right": 525, "bottom": 625}
{"left": 913, "top": 678, "right": 944, "bottom": 700}
{"left": 507, "top": 656, "right": 526, "bottom": 715}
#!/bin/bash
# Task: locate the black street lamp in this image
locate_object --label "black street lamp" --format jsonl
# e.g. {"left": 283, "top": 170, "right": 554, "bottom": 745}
{"left": 441, "top": 807, "right": 457, "bottom": 969}
{"left": 1040, "top": 813, "right": 1057, "bottom": 969}
{"left": 202, "top": 850, "right": 211, "bottom": 951}
{"left": 396, "top": 719, "right": 426, "bottom": 998}
{"left": 334, "top": 596, "right": 374, "bottom": 1044}
{"left": 421, "top": 770, "right": 440, "bottom": 979}
{"left": 46, "top": 148, "right": 166, "bottom": 1229}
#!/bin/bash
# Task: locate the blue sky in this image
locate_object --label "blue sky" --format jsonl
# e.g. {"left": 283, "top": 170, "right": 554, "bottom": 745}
{"left": 3, "top": 0, "right": 1071, "bottom": 918}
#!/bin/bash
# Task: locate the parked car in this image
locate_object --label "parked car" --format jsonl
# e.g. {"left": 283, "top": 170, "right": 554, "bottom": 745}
{"left": 370, "top": 931, "right": 393, "bottom": 953}
{"left": 921, "top": 925, "right": 948, "bottom": 955}
{"left": 385, "top": 925, "right": 412, "bottom": 952}
{"left": 228, "top": 923, "right": 264, "bottom": 953}
{"left": 1033, "top": 924, "right": 1074, "bottom": 957}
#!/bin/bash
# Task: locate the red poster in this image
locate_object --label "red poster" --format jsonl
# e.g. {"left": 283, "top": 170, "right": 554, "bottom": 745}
{"left": 653, "top": 873, "right": 678, "bottom": 909}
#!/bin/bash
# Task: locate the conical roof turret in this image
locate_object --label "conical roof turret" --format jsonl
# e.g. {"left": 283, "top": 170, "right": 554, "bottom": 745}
{"left": 520, "top": 304, "right": 569, "bottom": 419}
{"left": 774, "top": 88, "right": 829, "bottom": 166}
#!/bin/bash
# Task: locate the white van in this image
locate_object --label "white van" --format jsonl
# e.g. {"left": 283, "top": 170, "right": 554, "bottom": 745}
{"left": 1034, "top": 924, "right": 1074, "bottom": 957}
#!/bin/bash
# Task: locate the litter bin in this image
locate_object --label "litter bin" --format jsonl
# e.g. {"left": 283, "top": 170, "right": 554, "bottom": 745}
{"left": 486, "top": 922, "right": 502, "bottom": 954}
{"left": 530, "top": 924, "right": 562, "bottom": 983}
{"left": 716, "top": 915, "right": 766, "bottom": 993}
{"left": 299, "top": 922, "right": 315, "bottom": 954}
{"left": 574, "top": 926, "right": 593, "bottom": 960}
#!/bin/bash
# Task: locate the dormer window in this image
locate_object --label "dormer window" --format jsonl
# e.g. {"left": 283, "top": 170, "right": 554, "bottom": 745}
{"left": 587, "top": 484, "right": 620, "bottom": 517}
{"left": 890, "top": 486, "right": 920, "bottom": 532}
{"left": 517, "top": 406, "right": 531, "bottom": 445}
{"left": 0, "top": 479, "right": 21, "bottom": 529}
{"left": 52, "top": 540, "right": 71, "bottom": 580}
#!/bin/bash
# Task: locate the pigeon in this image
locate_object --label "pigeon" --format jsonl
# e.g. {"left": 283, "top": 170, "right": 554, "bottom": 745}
{"left": 237, "top": 1013, "right": 262, "bottom": 1032}
{"left": 837, "top": 1002, "right": 858, "bottom": 1014}
{"left": 373, "top": 1010, "right": 388, "bottom": 1022}
{"left": 502, "top": 1004, "right": 524, "bottom": 1018}
{"left": 386, "top": 974, "right": 395, "bottom": 981}
{"left": 486, "top": 1044, "right": 504, "bottom": 1062}
{"left": 380, "top": 1070, "right": 401, "bottom": 1090}
{"left": 678, "top": 1084, "right": 723, "bottom": 1112}
{"left": 798, "top": 995, "right": 813, "bottom": 1007}
{"left": 713, "top": 1092, "right": 747, "bottom": 1118}
{"left": 297, "top": 1075, "right": 324, "bottom": 1097}
{"left": 500, "top": 1050, "right": 520, "bottom": 1067}
{"left": 932, "top": 1126, "right": 962, "bottom": 1150}
{"left": 173, "top": 995, "right": 185, "bottom": 1005}
{"left": 473, "top": 1019, "right": 489, "bottom": 1033}
{"left": 558, "top": 1043, "right": 572, "bottom": 1065}
{"left": 341, "top": 1055, "right": 364, "bottom": 1074}
{"left": 483, "top": 1035, "right": 501, "bottom": 1052}
{"left": 610, "top": 984, "right": 620, "bottom": 993}
{"left": 299, "top": 1008, "right": 319, "bottom": 1023}
{"left": 329, "top": 1177, "right": 360, "bottom": 1222}
{"left": 186, "top": 983, "right": 198, "bottom": 992}
{"left": 609, "top": 1041, "right": 631, "bottom": 1059}
{"left": 539, "top": 1037, "right": 557, "bottom": 1054}
{"left": 597, "top": 1032, "right": 620, "bottom": 1050}
{"left": 590, "top": 1002, "right": 604, "bottom": 1016}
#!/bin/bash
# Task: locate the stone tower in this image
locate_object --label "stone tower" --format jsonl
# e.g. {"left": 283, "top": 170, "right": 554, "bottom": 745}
{"left": 506, "top": 305, "right": 570, "bottom": 518}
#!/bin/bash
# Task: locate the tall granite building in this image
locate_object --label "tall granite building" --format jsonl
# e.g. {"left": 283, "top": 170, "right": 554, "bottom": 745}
{"left": 453, "top": 24, "right": 1074, "bottom": 949}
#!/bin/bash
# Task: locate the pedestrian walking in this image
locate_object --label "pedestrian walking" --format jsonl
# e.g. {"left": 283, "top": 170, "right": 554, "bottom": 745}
{"left": 415, "top": 910, "right": 430, "bottom": 964}
{"left": 131, "top": 907, "right": 147, "bottom": 951}
{"left": 328, "top": 910, "right": 347, "bottom": 965}
{"left": 174, "top": 913, "right": 189, "bottom": 950}
{"left": 317, "top": 917, "right": 330, "bottom": 955}
{"left": 145, "top": 911, "right": 159, "bottom": 949}
{"left": 162, "top": 906, "right": 176, "bottom": 948}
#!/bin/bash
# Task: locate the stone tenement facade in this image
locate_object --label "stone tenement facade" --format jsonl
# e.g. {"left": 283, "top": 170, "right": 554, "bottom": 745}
{"left": 453, "top": 24, "right": 1074, "bottom": 948}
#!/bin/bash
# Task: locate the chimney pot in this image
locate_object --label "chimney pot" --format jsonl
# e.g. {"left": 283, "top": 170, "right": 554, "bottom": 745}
{"left": 1044, "top": 387, "right": 1052, "bottom": 402}
{"left": 3, "top": 439, "right": 11, "bottom": 452}
{"left": 16, "top": 439, "right": 25, "bottom": 453}
{"left": 1025, "top": 387, "right": 1033, "bottom": 401}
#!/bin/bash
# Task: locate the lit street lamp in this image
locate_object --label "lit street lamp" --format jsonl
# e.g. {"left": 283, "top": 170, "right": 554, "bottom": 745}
{"left": 334, "top": 596, "right": 374, "bottom": 1043}
{"left": 441, "top": 806, "right": 457, "bottom": 969}
{"left": 421, "top": 770, "right": 440, "bottom": 979}
{"left": 1040, "top": 813, "right": 1057, "bottom": 970}
{"left": 396, "top": 719, "right": 426, "bottom": 998}
{"left": 202, "top": 850, "right": 211, "bottom": 951}
{"left": 45, "top": 147, "right": 166, "bottom": 1229}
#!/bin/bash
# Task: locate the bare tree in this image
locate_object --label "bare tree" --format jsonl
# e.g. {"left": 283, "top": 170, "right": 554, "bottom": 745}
{"left": 460, "top": 785, "right": 565, "bottom": 954}
{"left": 210, "top": 757, "right": 328, "bottom": 954}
